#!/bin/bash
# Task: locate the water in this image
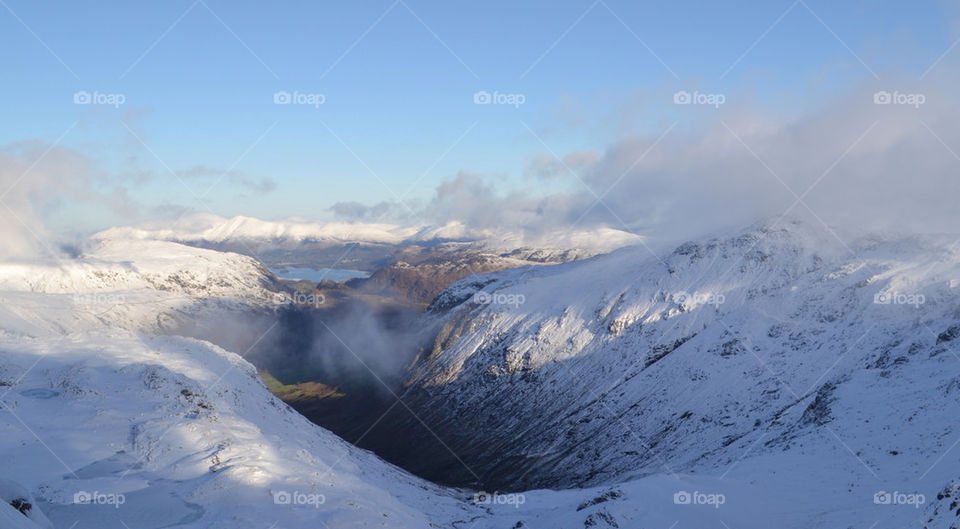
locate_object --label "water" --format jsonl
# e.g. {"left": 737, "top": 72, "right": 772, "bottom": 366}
{"left": 270, "top": 266, "right": 370, "bottom": 283}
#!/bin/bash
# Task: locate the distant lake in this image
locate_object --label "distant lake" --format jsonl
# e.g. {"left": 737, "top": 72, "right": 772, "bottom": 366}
{"left": 270, "top": 267, "right": 371, "bottom": 282}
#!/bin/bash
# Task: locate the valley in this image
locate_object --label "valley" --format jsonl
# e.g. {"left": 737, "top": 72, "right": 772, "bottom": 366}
{"left": 3, "top": 220, "right": 960, "bottom": 528}
{"left": 6, "top": 4, "right": 957, "bottom": 526}
{"left": 192, "top": 220, "right": 960, "bottom": 529}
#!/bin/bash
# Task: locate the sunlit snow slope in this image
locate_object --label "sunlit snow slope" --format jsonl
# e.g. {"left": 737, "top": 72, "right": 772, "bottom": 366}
{"left": 399, "top": 220, "right": 960, "bottom": 528}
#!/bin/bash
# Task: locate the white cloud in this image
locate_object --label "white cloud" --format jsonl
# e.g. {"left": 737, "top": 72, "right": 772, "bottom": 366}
{"left": 333, "top": 77, "right": 960, "bottom": 247}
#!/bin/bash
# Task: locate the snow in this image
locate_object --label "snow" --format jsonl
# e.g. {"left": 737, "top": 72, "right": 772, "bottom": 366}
{"left": 0, "top": 330, "right": 487, "bottom": 528}
{"left": 0, "top": 239, "right": 276, "bottom": 297}
{"left": 0, "top": 480, "right": 52, "bottom": 529}
{"left": 0, "top": 240, "right": 480, "bottom": 528}
{"left": 2, "top": 223, "right": 959, "bottom": 528}
{"left": 93, "top": 213, "right": 642, "bottom": 254}
{"left": 414, "top": 219, "right": 960, "bottom": 527}
{"left": 95, "top": 214, "right": 420, "bottom": 246}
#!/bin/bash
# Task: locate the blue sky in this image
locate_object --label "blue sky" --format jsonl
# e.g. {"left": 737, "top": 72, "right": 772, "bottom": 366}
{"left": 1, "top": 0, "right": 957, "bottom": 232}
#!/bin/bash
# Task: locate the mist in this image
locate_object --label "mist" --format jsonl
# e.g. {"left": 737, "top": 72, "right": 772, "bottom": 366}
{"left": 0, "top": 142, "right": 86, "bottom": 260}
{"left": 263, "top": 301, "right": 425, "bottom": 393}
{"left": 171, "top": 299, "right": 427, "bottom": 395}
{"left": 0, "top": 141, "right": 140, "bottom": 261}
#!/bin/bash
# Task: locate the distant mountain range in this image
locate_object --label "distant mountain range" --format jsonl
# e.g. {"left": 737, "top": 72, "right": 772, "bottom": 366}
{"left": 93, "top": 213, "right": 643, "bottom": 269}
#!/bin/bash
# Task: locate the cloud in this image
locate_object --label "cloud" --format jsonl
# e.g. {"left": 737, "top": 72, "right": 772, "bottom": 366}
{"left": 0, "top": 141, "right": 158, "bottom": 260}
{"left": 0, "top": 142, "right": 97, "bottom": 259}
{"left": 328, "top": 77, "right": 960, "bottom": 248}
{"left": 569, "top": 81, "right": 960, "bottom": 242}
{"left": 20, "top": 75, "right": 960, "bottom": 256}
{"left": 175, "top": 164, "right": 277, "bottom": 196}
{"left": 327, "top": 200, "right": 415, "bottom": 223}
{"left": 423, "top": 171, "right": 587, "bottom": 233}
{"left": 524, "top": 150, "right": 601, "bottom": 180}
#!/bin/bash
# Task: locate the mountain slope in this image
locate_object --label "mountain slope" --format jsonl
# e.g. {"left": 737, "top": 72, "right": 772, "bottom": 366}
{"left": 382, "top": 220, "right": 960, "bottom": 527}
{"left": 0, "top": 239, "right": 280, "bottom": 297}
{"left": 354, "top": 242, "right": 596, "bottom": 305}
{"left": 0, "top": 239, "right": 287, "bottom": 342}
{"left": 0, "top": 239, "right": 484, "bottom": 528}
{"left": 6, "top": 230, "right": 960, "bottom": 528}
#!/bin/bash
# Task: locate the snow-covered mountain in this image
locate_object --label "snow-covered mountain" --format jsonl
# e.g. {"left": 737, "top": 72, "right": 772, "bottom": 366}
{"left": 6, "top": 225, "right": 960, "bottom": 528}
{"left": 0, "top": 239, "right": 285, "bottom": 339}
{"left": 0, "top": 239, "right": 278, "bottom": 297}
{"left": 0, "top": 330, "right": 484, "bottom": 528}
{"left": 93, "top": 213, "right": 642, "bottom": 255}
{"left": 0, "top": 239, "right": 486, "bottom": 528}
{"left": 0, "top": 237, "right": 785, "bottom": 529}
{"left": 380, "top": 220, "right": 960, "bottom": 528}
{"left": 94, "top": 214, "right": 421, "bottom": 246}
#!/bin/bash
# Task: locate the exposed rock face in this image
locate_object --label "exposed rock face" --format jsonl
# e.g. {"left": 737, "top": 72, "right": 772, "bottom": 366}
{"left": 354, "top": 243, "right": 591, "bottom": 306}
